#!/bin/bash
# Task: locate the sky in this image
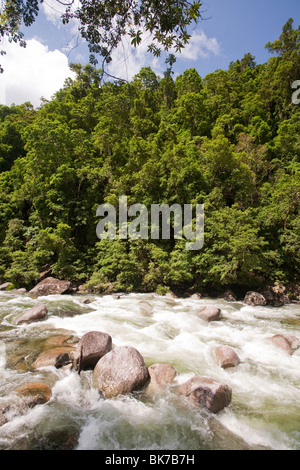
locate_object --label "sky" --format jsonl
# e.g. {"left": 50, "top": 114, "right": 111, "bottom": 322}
{"left": 0, "top": 0, "right": 299, "bottom": 107}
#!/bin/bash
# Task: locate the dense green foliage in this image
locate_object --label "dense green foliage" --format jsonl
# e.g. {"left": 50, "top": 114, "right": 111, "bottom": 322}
{"left": 0, "top": 19, "right": 299, "bottom": 295}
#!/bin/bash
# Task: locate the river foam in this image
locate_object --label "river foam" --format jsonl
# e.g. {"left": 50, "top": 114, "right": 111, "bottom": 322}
{"left": 0, "top": 291, "right": 299, "bottom": 450}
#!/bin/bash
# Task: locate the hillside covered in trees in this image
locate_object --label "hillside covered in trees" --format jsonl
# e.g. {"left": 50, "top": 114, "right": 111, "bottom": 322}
{"left": 0, "top": 19, "right": 299, "bottom": 297}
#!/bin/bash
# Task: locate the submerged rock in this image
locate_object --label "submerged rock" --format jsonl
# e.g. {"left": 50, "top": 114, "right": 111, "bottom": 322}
{"left": 147, "top": 363, "right": 177, "bottom": 390}
{"left": 15, "top": 304, "right": 48, "bottom": 325}
{"left": 244, "top": 291, "right": 267, "bottom": 307}
{"left": 177, "top": 376, "right": 232, "bottom": 414}
{"left": 197, "top": 306, "right": 221, "bottom": 322}
{"left": 93, "top": 345, "right": 149, "bottom": 398}
{"left": 215, "top": 345, "right": 241, "bottom": 369}
{"left": 29, "top": 277, "right": 71, "bottom": 296}
{"left": 16, "top": 382, "right": 52, "bottom": 407}
{"left": 138, "top": 300, "right": 153, "bottom": 315}
{"left": 72, "top": 330, "right": 113, "bottom": 373}
{"left": 32, "top": 346, "right": 75, "bottom": 369}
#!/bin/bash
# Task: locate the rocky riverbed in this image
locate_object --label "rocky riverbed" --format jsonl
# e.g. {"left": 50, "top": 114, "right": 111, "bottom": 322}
{"left": 0, "top": 288, "right": 299, "bottom": 450}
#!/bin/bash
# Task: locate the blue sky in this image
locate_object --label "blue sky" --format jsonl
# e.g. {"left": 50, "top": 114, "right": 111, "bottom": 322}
{"left": 0, "top": 0, "right": 299, "bottom": 107}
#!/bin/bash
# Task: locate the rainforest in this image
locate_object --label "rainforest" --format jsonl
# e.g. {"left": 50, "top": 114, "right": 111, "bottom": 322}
{"left": 0, "top": 18, "right": 299, "bottom": 299}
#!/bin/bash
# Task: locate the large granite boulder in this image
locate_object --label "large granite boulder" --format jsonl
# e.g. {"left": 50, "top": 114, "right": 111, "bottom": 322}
{"left": 215, "top": 345, "right": 241, "bottom": 369}
{"left": 197, "top": 306, "right": 221, "bottom": 322}
{"left": 15, "top": 304, "right": 48, "bottom": 325}
{"left": 177, "top": 376, "right": 232, "bottom": 414}
{"left": 244, "top": 291, "right": 266, "bottom": 307}
{"left": 29, "top": 277, "right": 71, "bottom": 296}
{"left": 93, "top": 345, "right": 149, "bottom": 398}
{"left": 71, "top": 330, "right": 113, "bottom": 373}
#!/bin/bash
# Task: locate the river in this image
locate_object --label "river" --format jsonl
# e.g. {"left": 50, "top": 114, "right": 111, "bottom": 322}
{"left": 0, "top": 291, "right": 299, "bottom": 450}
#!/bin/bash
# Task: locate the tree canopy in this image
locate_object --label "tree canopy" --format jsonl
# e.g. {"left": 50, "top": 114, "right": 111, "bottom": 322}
{"left": 0, "top": 19, "right": 299, "bottom": 297}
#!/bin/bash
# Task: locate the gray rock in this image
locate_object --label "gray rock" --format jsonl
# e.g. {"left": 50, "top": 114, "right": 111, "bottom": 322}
{"left": 244, "top": 291, "right": 266, "bottom": 306}
{"left": 0, "top": 282, "right": 13, "bottom": 291}
{"left": 15, "top": 304, "right": 48, "bottom": 325}
{"left": 93, "top": 345, "right": 149, "bottom": 398}
{"left": 29, "top": 277, "right": 71, "bottom": 296}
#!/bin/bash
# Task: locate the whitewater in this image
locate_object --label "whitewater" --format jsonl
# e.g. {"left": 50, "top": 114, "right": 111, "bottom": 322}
{"left": 0, "top": 290, "right": 299, "bottom": 450}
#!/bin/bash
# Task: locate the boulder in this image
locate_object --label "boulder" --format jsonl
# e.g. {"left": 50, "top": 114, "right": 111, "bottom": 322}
{"left": 220, "top": 290, "right": 237, "bottom": 302}
{"left": 215, "top": 345, "right": 241, "bottom": 369}
{"left": 15, "top": 304, "right": 48, "bottom": 325}
{"left": 197, "top": 306, "right": 221, "bottom": 322}
{"left": 93, "top": 345, "right": 149, "bottom": 398}
{"left": 0, "top": 282, "right": 13, "bottom": 291}
{"left": 260, "top": 284, "right": 290, "bottom": 306}
{"left": 147, "top": 363, "right": 177, "bottom": 388}
{"left": 16, "top": 382, "right": 52, "bottom": 407}
{"left": 72, "top": 330, "right": 113, "bottom": 373}
{"left": 269, "top": 334, "right": 300, "bottom": 355}
{"left": 29, "top": 277, "right": 71, "bottom": 296}
{"left": 244, "top": 291, "right": 266, "bottom": 307}
{"left": 32, "top": 346, "right": 75, "bottom": 369}
{"left": 190, "top": 293, "right": 202, "bottom": 299}
{"left": 16, "top": 288, "right": 27, "bottom": 294}
{"left": 177, "top": 376, "right": 232, "bottom": 414}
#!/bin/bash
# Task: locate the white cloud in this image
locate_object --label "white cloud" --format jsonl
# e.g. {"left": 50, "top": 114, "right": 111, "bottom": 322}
{"left": 179, "top": 31, "right": 221, "bottom": 60}
{"left": 107, "top": 33, "right": 164, "bottom": 82}
{"left": 0, "top": 38, "right": 76, "bottom": 107}
{"left": 107, "top": 29, "right": 221, "bottom": 82}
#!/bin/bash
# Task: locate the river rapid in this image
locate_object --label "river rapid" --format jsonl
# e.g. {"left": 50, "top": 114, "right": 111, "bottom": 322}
{"left": 0, "top": 290, "right": 299, "bottom": 451}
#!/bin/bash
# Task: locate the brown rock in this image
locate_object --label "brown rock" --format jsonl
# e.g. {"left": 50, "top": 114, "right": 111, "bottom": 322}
{"left": 32, "top": 346, "right": 75, "bottom": 369}
{"left": 72, "top": 330, "right": 113, "bottom": 372}
{"left": 190, "top": 293, "right": 202, "bottom": 299}
{"left": 148, "top": 363, "right": 177, "bottom": 388}
{"left": 269, "top": 334, "right": 300, "bottom": 355}
{"left": 221, "top": 290, "right": 237, "bottom": 302}
{"left": 244, "top": 291, "right": 266, "bottom": 306}
{"left": 197, "top": 306, "right": 221, "bottom": 322}
{"left": 177, "top": 376, "right": 232, "bottom": 414}
{"left": 15, "top": 304, "right": 48, "bottom": 325}
{"left": 16, "top": 382, "right": 52, "bottom": 407}
{"left": 216, "top": 345, "right": 241, "bottom": 369}
{"left": 93, "top": 345, "right": 149, "bottom": 398}
{"left": 29, "top": 277, "right": 71, "bottom": 296}
{"left": 260, "top": 284, "right": 290, "bottom": 306}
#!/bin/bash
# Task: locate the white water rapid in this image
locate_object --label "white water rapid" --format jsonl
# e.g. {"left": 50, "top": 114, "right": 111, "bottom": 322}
{"left": 0, "top": 291, "right": 299, "bottom": 450}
